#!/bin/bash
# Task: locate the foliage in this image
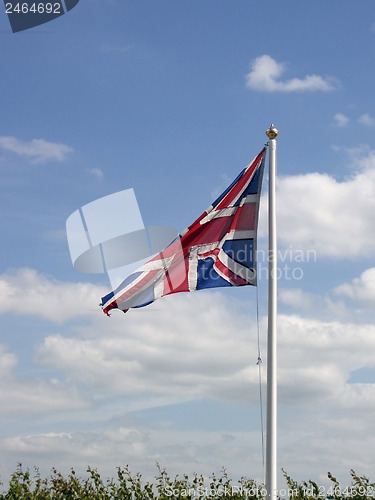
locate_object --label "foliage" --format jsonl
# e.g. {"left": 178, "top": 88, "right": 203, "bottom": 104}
{"left": 282, "top": 469, "right": 375, "bottom": 500}
{"left": 0, "top": 464, "right": 374, "bottom": 499}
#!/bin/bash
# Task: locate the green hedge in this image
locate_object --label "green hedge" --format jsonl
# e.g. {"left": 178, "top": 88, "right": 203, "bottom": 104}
{"left": 0, "top": 464, "right": 374, "bottom": 499}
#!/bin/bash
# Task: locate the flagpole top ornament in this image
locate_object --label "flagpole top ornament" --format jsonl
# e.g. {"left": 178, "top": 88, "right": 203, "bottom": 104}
{"left": 266, "top": 124, "right": 278, "bottom": 140}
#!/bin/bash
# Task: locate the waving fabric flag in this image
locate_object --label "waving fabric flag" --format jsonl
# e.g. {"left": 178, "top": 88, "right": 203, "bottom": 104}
{"left": 100, "top": 148, "right": 266, "bottom": 315}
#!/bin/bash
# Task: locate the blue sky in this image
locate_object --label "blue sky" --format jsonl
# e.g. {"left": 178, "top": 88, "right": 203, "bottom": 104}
{"left": 1, "top": 0, "right": 375, "bottom": 491}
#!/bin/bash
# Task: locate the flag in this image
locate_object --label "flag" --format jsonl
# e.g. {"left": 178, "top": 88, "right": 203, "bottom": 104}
{"left": 100, "top": 148, "right": 266, "bottom": 315}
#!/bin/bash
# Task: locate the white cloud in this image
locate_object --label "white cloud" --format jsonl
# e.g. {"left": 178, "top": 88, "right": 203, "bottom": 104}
{"left": 358, "top": 113, "right": 375, "bottom": 126}
{"left": 33, "top": 291, "right": 375, "bottom": 410}
{"left": 87, "top": 167, "right": 104, "bottom": 180}
{"left": 332, "top": 113, "right": 375, "bottom": 128}
{"left": 0, "top": 136, "right": 73, "bottom": 163}
{"left": 1, "top": 428, "right": 148, "bottom": 464}
{"left": 245, "top": 55, "right": 337, "bottom": 92}
{"left": 0, "top": 344, "right": 92, "bottom": 416}
{"left": 259, "top": 148, "right": 375, "bottom": 258}
{"left": 2, "top": 303, "right": 375, "bottom": 484}
{"left": 0, "top": 426, "right": 265, "bottom": 485}
{"left": 0, "top": 268, "right": 106, "bottom": 323}
{"left": 335, "top": 267, "right": 375, "bottom": 306}
{"left": 279, "top": 287, "right": 361, "bottom": 324}
{"left": 1, "top": 268, "right": 375, "bottom": 484}
{"left": 277, "top": 314, "right": 375, "bottom": 373}
{"left": 2, "top": 266, "right": 374, "bottom": 412}
{"left": 35, "top": 291, "right": 263, "bottom": 403}
{"left": 333, "top": 113, "right": 349, "bottom": 127}
{"left": 279, "top": 288, "right": 318, "bottom": 310}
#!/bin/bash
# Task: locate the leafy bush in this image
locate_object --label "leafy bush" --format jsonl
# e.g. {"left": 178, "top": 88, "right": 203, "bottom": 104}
{"left": 0, "top": 464, "right": 374, "bottom": 499}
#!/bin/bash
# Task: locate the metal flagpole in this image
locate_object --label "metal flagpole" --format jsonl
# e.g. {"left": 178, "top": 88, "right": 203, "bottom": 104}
{"left": 265, "top": 124, "right": 278, "bottom": 500}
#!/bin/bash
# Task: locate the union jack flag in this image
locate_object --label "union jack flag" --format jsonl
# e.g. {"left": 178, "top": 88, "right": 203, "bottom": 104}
{"left": 100, "top": 148, "right": 266, "bottom": 315}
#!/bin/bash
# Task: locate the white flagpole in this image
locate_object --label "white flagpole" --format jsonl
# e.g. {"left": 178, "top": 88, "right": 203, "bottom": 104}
{"left": 265, "top": 124, "right": 278, "bottom": 500}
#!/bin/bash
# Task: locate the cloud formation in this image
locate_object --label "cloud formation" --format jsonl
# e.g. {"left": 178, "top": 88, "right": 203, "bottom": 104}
{"left": 0, "top": 268, "right": 105, "bottom": 323}
{"left": 2, "top": 286, "right": 375, "bottom": 484}
{"left": 358, "top": 113, "right": 374, "bottom": 126}
{"left": 0, "top": 344, "right": 92, "bottom": 416}
{"left": 333, "top": 113, "right": 374, "bottom": 127}
{"left": 246, "top": 55, "right": 337, "bottom": 92}
{"left": 333, "top": 113, "right": 349, "bottom": 127}
{"left": 35, "top": 291, "right": 262, "bottom": 403}
{"left": 335, "top": 267, "right": 375, "bottom": 306}
{"left": 33, "top": 288, "right": 375, "bottom": 408}
{"left": 0, "top": 136, "right": 73, "bottom": 163}
{"left": 259, "top": 148, "right": 375, "bottom": 257}
{"left": 1, "top": 265, "right": 375, "bottom": 484}
{"left": 87, "top": 167, "right": 104, "bottom": 180}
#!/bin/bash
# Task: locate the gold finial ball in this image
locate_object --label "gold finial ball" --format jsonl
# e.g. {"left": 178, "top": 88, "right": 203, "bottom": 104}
{"left": 266, "top": 124, "right": 278, "bottom": 140}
